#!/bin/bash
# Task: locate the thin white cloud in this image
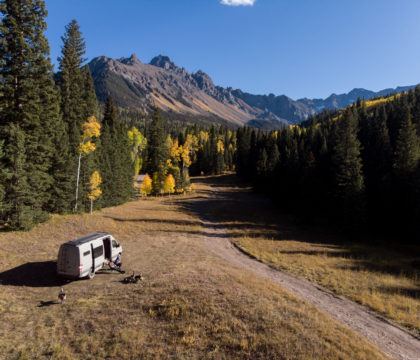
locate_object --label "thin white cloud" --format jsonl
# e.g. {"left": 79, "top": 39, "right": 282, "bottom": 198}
{"left": 220, "top": 0, "right": 256, "bottom": 6}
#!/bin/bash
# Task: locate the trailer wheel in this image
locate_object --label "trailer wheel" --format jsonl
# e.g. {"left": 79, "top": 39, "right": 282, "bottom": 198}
{"left": 87, "top": 269, "right": 95, "bottom": 279}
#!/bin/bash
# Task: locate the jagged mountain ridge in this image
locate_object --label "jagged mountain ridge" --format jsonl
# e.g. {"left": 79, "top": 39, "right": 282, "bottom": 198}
{"left": 89, "top": 54, "right": 281, "bottom": 126}
{"left": 88, "top": 53, "right": 416, "bottom": 127}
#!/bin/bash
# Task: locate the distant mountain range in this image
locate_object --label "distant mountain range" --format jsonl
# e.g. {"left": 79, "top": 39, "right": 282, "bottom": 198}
{"left": 88, "top": 53, "right": 416, "bottom": 127}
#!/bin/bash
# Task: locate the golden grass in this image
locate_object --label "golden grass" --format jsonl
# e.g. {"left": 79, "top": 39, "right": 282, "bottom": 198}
{"left": 236, "top": 234, "right": 419, "bottom": 334}
{"left": 0, "top": 181, "right": 386, "bottom": 359}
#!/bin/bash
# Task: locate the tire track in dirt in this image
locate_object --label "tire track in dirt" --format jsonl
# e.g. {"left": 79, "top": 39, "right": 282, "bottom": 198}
{"left": 184, "top": 181, "right": 420, "bottom": 360}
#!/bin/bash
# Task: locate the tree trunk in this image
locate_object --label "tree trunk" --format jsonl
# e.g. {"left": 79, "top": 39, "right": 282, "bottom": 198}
{"left": 74, "top": 153, "right": 82, "bottom": 212}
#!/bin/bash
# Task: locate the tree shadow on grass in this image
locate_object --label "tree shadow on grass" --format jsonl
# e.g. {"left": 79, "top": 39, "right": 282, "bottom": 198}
{"left": 177, "top": 175, "right": 420, "bottom": 281}
{"left": 193, "top": 174, "right": 249, "bottom": 188}
{"left": 378, "top": 286, "right": 420, "bottom": 300}
{"left": 0, "top": 261, "right": 71, "bottom": 287}
{"left": 104, "top": 216, "right": 278, "bottom": 232}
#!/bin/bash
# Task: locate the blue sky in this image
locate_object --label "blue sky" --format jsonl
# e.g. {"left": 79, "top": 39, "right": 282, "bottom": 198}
{"left": 45, "top": 0, "right": 420, "bottom": 99}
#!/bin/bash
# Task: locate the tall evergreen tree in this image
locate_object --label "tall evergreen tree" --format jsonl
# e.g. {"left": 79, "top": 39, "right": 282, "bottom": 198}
{"left": 146, "top": 108, "right": 168, "bottom": 192}
{"left": 99, "top": 98, "right": 132, "bottom": 206}
{"left": 57, "top": 19, "right": 86, "bottom": 152}
{"left": 361, "top": 108, "right": 392, "bottom": 226}
{"left": 57, "top": 20, "right": 98, "bottom": 212}
{"left": 330, "top": 109, "right": 365, "bottom": 230}
{"left": 393, "top": 107, "right": 419, "bottom": 177}
{"left": 81, "top": 66, "right": 99, "bottom": 119}
{"left": 0, "top": 0, "right": 62, "bottom": 229}
{"left": 392, "top": 106, "right": 419, "bottom": 233}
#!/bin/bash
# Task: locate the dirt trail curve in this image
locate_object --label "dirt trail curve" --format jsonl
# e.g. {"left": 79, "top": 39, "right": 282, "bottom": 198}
{"left": 185, "top": 180, "right": 420, "bottom": 360}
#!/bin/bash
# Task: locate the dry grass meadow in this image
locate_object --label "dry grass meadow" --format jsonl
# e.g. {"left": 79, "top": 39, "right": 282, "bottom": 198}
{"left": 0, "top": 176, "right": 387, "bottom": 360}
{"left": 211, "top": 179, "right": 420, "bottom": 335}
{"left": 237, "top": 238, "right": 420, "bottom": 333}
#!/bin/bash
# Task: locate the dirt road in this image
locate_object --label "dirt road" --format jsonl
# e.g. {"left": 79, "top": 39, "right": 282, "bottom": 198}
{"left": 180, "top": 176, "right": 420, "bottom": 360}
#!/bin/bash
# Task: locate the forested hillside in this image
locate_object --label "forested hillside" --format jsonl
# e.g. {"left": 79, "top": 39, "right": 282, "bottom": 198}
{"left": 0, "top": 1, "right": 238, "bottom": 231}
{"left": 236, "top": 92, "right": 420, "bottom": 238}
{"left": 0, "top": 3, "right": 135, "bottom": 229}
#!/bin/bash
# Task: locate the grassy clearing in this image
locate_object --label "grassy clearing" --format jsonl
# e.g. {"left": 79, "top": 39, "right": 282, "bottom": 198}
{"left": 236, "top": 238, "right": 420, "bottom": 334}
{"left": 0, "top": 178, "right": 385, "bottom": 359}
{"left": 183, "top": 176, "right": 419, "bottom": 335}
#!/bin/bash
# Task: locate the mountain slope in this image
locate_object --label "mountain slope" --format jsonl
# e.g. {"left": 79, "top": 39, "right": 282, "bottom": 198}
{"left": 89, "top": 54, "right": 287, "bottom": 127}
{"left": 89, "top": 53, "right": 416, "bottom": 127}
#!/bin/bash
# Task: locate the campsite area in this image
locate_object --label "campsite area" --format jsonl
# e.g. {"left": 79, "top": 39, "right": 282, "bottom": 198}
{"left": 0, "top": 175, "right": 418, "bottom": 360}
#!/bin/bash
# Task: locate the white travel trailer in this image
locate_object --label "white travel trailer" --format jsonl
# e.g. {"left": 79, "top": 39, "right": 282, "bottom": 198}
{"left": 57, "top": 232, "right": 123, "bottom": 279}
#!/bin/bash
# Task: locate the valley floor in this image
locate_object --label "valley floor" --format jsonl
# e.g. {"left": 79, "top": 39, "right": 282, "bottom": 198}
{"left": 0, "top": 175, "right": 418, "bottom": 359}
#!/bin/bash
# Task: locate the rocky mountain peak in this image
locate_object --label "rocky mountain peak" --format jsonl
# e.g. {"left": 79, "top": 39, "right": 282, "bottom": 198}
{"left": 192, "top": 70, "right": 215, "bottom": 92}
{"left": 150, "top": 55, "right": 178, "bottom": 71}
{"left": 119, "top": 53, "right": 142, "bottom": 66}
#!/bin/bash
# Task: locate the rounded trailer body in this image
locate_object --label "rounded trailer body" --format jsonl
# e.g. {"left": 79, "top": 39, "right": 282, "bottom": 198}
{"left": 57, "top": 232, "right": 123, "bottom": 279}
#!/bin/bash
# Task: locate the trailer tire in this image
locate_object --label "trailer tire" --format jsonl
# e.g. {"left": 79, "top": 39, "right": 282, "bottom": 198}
{"left": 87, "top": 269, "right": 95, "bottom": 279}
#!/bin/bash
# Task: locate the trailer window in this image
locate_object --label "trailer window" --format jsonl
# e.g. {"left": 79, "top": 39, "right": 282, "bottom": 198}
{"left": 92, "top": 246, "right": 103, "bottom": 259}
{"left": 83, "top": 250, "right": 91, "bottom": 257}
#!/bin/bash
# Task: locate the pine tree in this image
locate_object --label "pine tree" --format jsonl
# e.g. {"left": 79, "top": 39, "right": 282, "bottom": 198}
{"left": 57, "top": 19, "right": 86, "bottom": 153}
{"left": 146, "top": 108, "right": 167, "bottom": 172}
{"left": 57, "top": 20, "right": 95, "bottom": 211}
{"left": 146, "top": 108, "right": 168, "bottom": 193}
{"left": 0, "top": 0, "right": 62, "bottom": 228}
{"left": 392, "top": 106, "right": 419, "bottom": 233}
{"left": 152, "top": 172, "right": 161, "bottom": 195}
{"left": 48, "top": 110, "right": 74, "bottom": 213}
{"left": 256, "top": 148, "right": 268, "bottom": 177}
{"left": 81, "top": 66, "right": 99, "bottom": 119}
{"left": 362, "top": 108, "right": 392, "bottom": 225}
{"left": 0, "top": 141, "right": 7, "bottom": 215}
{"left": 99, "top": 97, "right": 133, "bottom": 206}
{"left": 267, "top": 137, "right": 280, "bottom": 173}
{"left": 113, "top": 117, "right": 133, "bottom": 203}
{"left": 5, "top": 125, "right": 32, "bottom": 229}
{"left": 331, "top": 110, "right": 365, "bottom": 230}
{"left": 393, "top": 107, "right": 419, "bottom": 177}
{"left": 236, "top": 127, "right": 251, "bottom": 177}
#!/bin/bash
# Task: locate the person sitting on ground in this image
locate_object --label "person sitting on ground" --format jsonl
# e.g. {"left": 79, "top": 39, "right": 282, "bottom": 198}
{"left": 108, "top": 253, "right": 124, "bottom": 273}
{"left": 114, "top": 253, "right": 122, "bottom": 268}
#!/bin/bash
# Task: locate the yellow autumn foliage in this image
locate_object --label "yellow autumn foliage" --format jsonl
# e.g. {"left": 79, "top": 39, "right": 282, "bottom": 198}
{"left": 168, "top": 137, "right": 181, "bottom": 159}
{"left": 185, "top": 134, "right": 199, "bottom": 151}
{"left": 364, "top": 94, "right": 400, "bottom": 108}
{"left": 79, "top": 116, "right": 101, "bottom": 155}
{"left": 88, "top": 171, "right": 102, "bottom": 201}
{"left": 199, "top": 130, "right": 209, "bottom": 144}
{"left": 180, "top": 145, "right": 191, "bottom": 167}
{"left": 79, "top": 141, "right": 96, "bottom": 154}
{"left": 140, "top": 174, "right": 153, "bottom": 196}
{"left": 82, "top": 116, "right": 101, "bottom": 139}
{"left": 128, "top": 127, "right": 147, "bottom": 175}
{"left": 217, "top": 139, "right": 224, "bottom": 154}
{"left": 163, "top": 174, "right": 176, "bottom": 194}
